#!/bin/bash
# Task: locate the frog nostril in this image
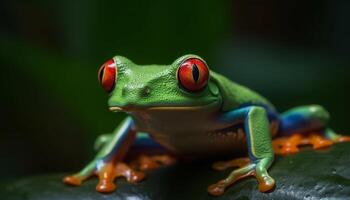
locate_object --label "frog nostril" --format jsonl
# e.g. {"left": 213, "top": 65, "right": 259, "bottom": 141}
{"left": 140, "top": 86, "right": 151, "bottom": 97}
{"left": 122, "top": 87, "right": 128, "bottom": 96}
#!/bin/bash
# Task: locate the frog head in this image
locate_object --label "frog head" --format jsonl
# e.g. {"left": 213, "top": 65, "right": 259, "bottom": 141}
{"left": 98, "top": 54, "right": 222, "bottom": 112}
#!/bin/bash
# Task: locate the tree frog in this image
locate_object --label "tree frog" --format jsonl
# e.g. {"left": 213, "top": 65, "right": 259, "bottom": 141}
{"left": 63, "top": 54, "right": 350, "bottom": 196}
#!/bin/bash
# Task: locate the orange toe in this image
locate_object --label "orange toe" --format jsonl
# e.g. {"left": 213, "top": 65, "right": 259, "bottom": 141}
{"left": 131, "top": 154, "right": 176, "bottom": 171}
{"left": 309, "top": 134, "right": 333, "bottom": 149}
{"left": 96, "top": 179, "right": 116, "bottom": 193}
{"left": 335, "top": 136, "right": 350, "bottom": 143}
{"left": 127, "top": 171, "right": 145, "bottom": 183}
{"left": 256, "top": 174, "right": 275, "bottom": 192}
{"left": 207, "top": 180, "right": 226, "bottom": 196}
{"left": 63, "top": 175, "right": 83, "bottom": 186}
{"left": 272, "top": 134, "right": 302, "bottom": 155}
{"left": 273, "top": 132, "right": 337, "bottom": 155}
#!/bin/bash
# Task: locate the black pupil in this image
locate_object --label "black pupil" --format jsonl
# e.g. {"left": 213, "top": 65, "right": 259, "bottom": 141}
{"left": 192, "top": 64, "right": 200, "bottom": 83}
{"left": 99, "top": 66, "right": 105, "bottom": 82}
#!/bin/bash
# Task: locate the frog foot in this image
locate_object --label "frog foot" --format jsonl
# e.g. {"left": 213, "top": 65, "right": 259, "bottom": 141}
{"left": 208, "top": 157, "right": 275, "bottom": 196}
{"left": 272, "top": 133, "right": 334, "bottom": 155}
{"left": 130, "top": 154, "right": 176, "bottom": 171}
{"left": 64, "top": 160, "right": 145, "bottom": 193}
{"left": 335, "top": 136, "right": 350, "bottom": 142}
{"left": 329, "top": 132, "right": 350, "bottom": 143}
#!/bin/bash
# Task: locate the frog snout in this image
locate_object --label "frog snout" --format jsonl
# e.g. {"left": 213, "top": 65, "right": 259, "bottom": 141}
{"left": 122, "top": 85, "right": 151, "bottom": 98}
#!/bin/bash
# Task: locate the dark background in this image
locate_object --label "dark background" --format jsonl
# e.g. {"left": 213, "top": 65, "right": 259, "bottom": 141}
{"left": 1, "top": 0, "right": 349, "bottom": 179}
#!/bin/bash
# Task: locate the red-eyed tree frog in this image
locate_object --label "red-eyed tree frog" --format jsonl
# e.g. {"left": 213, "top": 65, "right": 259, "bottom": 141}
{"left": 63, "top": 54, "right": 350, "bottom": 196}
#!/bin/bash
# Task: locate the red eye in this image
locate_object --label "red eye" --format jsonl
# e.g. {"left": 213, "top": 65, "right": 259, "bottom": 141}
{"left": 98, "top": 59, "right": 117, "bottom": 93}
{"left": 177, "top": 58, "right": 209, "bottom": 92}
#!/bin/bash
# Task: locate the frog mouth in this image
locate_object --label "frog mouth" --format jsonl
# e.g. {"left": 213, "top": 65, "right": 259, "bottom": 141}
{"left": 109, "top": 100, "right": 224, "bottom": 112}
{"left": 109, "top": 105, "right": 213, "bottom": 112}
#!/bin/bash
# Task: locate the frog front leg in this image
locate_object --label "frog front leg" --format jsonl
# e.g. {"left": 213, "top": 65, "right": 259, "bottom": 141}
{"left": 208, "top": 106, "right": 275, "bottom": 196}
{"left": 64, "top": 117, "right": 144, "bottom": 193}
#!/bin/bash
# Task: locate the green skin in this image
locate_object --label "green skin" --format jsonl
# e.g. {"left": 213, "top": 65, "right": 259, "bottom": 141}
{"left": 67, "top": 54, "right": 341, "bottom": 195}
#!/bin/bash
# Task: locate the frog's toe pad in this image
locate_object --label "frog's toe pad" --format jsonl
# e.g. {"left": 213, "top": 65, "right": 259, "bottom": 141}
{"left": 335, "top": 136, "right": 350, "bottom": 143}
{"left": 126, "top": 170, "right": 145, "bottom": 183}
{"left": 96, "top": 180, "right": 116, "bottom": 193}
{"left": 113, "top": 162, "right": 145, "bottom": 183}
{"left": 63, "top": 175, "right": 83, "bottom": 186}
{"left": 257, "top": 174, "right": 275, "bottom": 192}
{"left": 207, "top": 180, "right": 226, "bottom": 196}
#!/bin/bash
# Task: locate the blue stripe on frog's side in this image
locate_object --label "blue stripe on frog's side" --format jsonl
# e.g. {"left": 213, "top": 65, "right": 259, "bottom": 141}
{"left": 236, "top": 103, "right": 279, "bottom": 121}
{"left": 278, "top": 105, "right": 330, "bottom": 136}
{"left": 133, "top": 132, "right": 164, "bottom": 149}
{"left": 219, "top": 103, "right": 276, "bottom": 161}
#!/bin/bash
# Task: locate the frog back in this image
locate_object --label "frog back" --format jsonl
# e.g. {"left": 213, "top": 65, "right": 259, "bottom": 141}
{"left": 210, "top": 71, "right": 275, "bottom": 111}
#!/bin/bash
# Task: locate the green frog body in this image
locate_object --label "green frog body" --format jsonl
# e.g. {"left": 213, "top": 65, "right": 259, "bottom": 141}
{"left": 64, "top": 54, "right": 348, "bottom": 196}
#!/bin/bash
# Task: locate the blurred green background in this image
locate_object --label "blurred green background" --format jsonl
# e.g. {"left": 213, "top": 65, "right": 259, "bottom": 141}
{"left": 1, "top": 0, "right": 349, "bottom": 180}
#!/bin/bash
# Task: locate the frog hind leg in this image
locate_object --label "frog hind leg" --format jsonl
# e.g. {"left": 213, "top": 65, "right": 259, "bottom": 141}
{"left": 273, "top": 105, "right": 350, "bottom": 155}
{"left": 208, "top": 106, "right": 275, "bottom": 196}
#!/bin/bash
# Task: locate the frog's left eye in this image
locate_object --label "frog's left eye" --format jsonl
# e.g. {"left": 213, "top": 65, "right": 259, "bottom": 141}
{"left": 177, "top": 58, "right": 209, "bottom": 92}
{"left": 98, "top": 59, "right": 117, "bottom": 93}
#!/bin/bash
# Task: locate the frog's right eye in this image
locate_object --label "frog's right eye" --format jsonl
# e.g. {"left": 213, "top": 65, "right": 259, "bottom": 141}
{"left": 98, "top": 59, "right": 117, "bottom": 93}
{"left": 177, "top": 58, "right": 209, "bottom": 92}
